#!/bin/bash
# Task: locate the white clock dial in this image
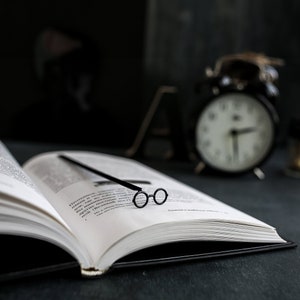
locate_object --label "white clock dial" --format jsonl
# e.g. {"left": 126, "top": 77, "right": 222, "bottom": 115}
{"left": 195, "top": 93, "right": 275, "bottom": 172}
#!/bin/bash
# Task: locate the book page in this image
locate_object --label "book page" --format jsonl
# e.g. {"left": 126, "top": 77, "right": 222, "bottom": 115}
{"left": 23, "top": 151, "right": 278, "bottom": 264}
{"left": 0, "top": 141, "right": 69, "bottom": 227}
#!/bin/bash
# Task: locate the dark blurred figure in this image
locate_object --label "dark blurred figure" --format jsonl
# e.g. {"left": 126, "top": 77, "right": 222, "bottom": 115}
{"left": 13, "top": 27, "right": 113, "bottom": 145}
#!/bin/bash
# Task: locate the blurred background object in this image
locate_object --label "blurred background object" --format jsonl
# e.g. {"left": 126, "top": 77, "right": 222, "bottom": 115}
{"left": 144, "top": 0, "right": 300, "bottom": 145}
{"left": 0, "top": 0, "right": 299, "bottom": 147}
{"left": 0, "top": 1, "right": 146, "bottom": 146}
{"left": 13, "top": 27, "right": 101, "bottom": 144}
{"left": 285, "top": 117, "right": 300, "bottom": 177}
{"left": 188, "top": 52, "right": 282, "bottom": 176}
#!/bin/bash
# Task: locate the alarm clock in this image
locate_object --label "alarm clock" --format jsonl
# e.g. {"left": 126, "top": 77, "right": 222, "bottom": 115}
{"left": 190, "top": 53, "right": 283, "bottom": 175}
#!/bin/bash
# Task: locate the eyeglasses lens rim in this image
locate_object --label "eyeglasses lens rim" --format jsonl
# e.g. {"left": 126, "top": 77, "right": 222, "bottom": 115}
{"left": 133, "top": 188, "right": 168, "bottom": 208}
{"left": 153, "top": 188, "right": 168, "bottom": 205}
{"left": 133, "top": 190, "right": 149, "bottom": 208}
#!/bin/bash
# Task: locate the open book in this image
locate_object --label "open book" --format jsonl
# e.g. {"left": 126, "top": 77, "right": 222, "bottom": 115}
{"left": 0, "top": 141, "right": 293, "bottom": 278}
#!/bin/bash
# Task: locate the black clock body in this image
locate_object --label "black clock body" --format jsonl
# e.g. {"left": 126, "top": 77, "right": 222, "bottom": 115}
{"left": 189, "top": 71, "right": 280, "bottom": 176}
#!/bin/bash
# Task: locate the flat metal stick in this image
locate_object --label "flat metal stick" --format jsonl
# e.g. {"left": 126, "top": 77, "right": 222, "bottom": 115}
{"left": 59, "top": 154, "right": 142, "bottom": 191}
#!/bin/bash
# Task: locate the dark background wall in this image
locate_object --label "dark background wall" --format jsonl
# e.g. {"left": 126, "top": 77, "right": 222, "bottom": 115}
{"left": 0, "top": 1, "right": 146, "bottom": 146}
{"left": 0, "top": 0, "right": 299, "bottom": 146}
{"left": 144, "top": 0, "right": 300, "bottom": 142}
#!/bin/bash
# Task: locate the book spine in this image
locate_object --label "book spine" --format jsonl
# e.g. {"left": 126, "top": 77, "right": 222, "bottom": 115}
{"left": 81, "top": 267, "right": 108, "bottom": 277}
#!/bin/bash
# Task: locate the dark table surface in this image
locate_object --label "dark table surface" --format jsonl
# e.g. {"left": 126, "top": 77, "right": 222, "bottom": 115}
{"left": 1, "top": 140, "right": 300, "bottom": 300}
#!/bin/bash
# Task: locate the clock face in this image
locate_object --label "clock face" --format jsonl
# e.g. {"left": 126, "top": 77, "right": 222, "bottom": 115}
{"left": 195, "top": 93, "right": 276, "bottom": 173}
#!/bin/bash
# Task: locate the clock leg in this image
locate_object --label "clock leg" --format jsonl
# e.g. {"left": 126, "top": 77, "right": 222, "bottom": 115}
{"left": 194, "top": 161, "right": 206, "bottom": 174}
{"left": 253, "top": 168, "right": 265, "bottom": 180}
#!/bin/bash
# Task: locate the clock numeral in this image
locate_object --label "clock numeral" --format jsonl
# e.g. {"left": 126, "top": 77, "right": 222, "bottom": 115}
{"left": 219, "top": 102, "right": 227, "bottom": 111}
{"left": 233, "top": 101, "right": 241, "bottom": 110}
{"left": 208, "top": 112, "right": 216, "bottom": 120}
{"left": 202, "top": 125, "right": 208, "bottom": 133}
{"left": 213, "top": 149, "right": 221, "bottom": 159}
{"left": 202, "top": 140, "right": 211, "bottom": 148}
{"left": 232, "top": 114, "right": 242, "bottom": 122}
{"left": 215, "top": 149, "right": 221, "bottom": 156}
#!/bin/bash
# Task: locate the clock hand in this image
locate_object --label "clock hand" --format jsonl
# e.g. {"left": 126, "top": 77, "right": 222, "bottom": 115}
{"left": 230, "top": 129, "right": 239, "bottom": 161}
{"left": 234, "top": 127, "right": 257, "bottom": 135}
